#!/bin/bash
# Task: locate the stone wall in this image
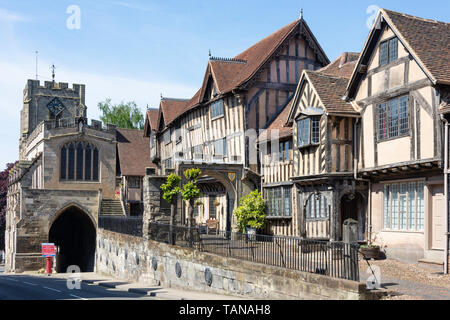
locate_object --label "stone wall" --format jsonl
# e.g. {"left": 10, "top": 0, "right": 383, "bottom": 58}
{"left": 96, "top": 229, "right": 374, "bottom": 300}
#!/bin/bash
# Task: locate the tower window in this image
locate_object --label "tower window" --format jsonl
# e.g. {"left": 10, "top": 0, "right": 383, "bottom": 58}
{"left": 60, "top": 141, "right": 99, "bottom": 181}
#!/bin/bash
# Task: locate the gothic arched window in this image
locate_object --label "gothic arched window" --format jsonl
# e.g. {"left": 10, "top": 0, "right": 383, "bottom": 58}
{"left": 60, "top": 141, "right": 99, "bottom": 181}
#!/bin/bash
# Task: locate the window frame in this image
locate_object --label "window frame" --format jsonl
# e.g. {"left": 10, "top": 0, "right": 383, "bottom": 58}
{"left": 213, "top": 138, "right": 227, "bottom": 157}
{"left": 379, "top": 37, "right": 398, "bottom": 67}
{"left": 297, "top": 116, "right": 320, "bottom": 148}
{"left": 377, "top": 95, "right": 409, "bottom": 141}
{"left": 60, "top": 141, "right": 99, "bottom": 182}
{"left": 210, "top": 99, "right": 224, "bottom": 120}
{"left": 265, "top": 186, "right": 292, "bottom": 218}
{"left": 382, "top": 181, "right": 425, "bottom": 232}
{"left": 305, "top": 193, "right": 329, "bottom": 221}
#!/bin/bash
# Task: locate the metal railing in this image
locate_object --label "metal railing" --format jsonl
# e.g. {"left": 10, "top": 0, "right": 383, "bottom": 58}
{"left": 148, "top": 222, "right": 359, "bottom": 281}
{"left": 99, "top": 215, "right": 143, "bottom": 237}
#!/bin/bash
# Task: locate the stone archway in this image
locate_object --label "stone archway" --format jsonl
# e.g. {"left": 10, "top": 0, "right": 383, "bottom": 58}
{"left": 199, "top": 170, "right": 237, "bottom": 233}
{"left": 49, "top": 205, "right": 96, "bottom": 272}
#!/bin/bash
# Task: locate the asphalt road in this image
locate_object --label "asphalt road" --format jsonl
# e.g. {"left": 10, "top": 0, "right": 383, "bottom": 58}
{"left": 0, "top": 271, "right": 155, "bottom": 300}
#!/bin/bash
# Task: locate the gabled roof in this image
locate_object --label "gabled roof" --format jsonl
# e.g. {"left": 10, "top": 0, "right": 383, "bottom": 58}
{"left": 287, "top": 53, "right": 359, "bottom": 123}
{"left": 345, "top": 9, "right": 450, "bottom": 99}
{"left": 304, "top": 71, "right": 358, "bottom": 115}
{"left": 174, "top": 18, "right": 330, "bottom": 123}
{"left": 116, "top": 128, "right": 155, "bottom": 176}
{"left": 156, "top": 98, "right": 190, "bottom": 131}
{"left": 143, "top": 108, "right": 159, "bottom": 137}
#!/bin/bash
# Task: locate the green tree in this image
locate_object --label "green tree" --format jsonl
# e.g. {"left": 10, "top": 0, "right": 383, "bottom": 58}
{"left": 160, "top": 173, "right": 181, "bottom": 244}
{"left": 181, "top": 168, "right": 202, "bottom": 229}
{"left": 98, "top": 99, "right": 144, "bottom": 129}
{"left": 233, "top": 190, "right": 266, "bottom": 233}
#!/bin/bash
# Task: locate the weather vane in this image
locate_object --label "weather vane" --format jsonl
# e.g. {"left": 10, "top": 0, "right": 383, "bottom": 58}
{"left": 50, "top": 63, "right": 56, "bottom": 83}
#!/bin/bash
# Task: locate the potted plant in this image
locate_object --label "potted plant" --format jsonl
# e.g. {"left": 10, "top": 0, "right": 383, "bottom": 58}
{"left": 360, "top": 233, "right": 381, "bottom": 260}
{"left": 233, "top": 190, "right": 266, "bottom": 240}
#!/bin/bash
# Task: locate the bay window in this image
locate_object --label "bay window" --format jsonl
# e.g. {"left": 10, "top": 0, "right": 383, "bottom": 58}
{"left": 265, "top": 186, "right": 292, "bottom": 217}
{"left": 297, "top": 117, "right": 320, "bottom": 147}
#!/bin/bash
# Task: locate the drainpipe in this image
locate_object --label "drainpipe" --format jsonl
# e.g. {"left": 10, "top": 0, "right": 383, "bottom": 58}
{"left": 353, "top": 118, "right": 372, "bottom": 243}
{"left": 441, "top": 114, "right": 449, "bottom": 275}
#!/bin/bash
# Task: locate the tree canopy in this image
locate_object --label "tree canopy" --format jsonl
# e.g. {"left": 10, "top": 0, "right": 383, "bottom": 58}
{"left": 98, "top": 98, "right": 145, "bottom": 130}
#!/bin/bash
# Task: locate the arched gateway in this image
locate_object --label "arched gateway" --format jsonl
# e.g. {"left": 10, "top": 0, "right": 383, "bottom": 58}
{"left": 49, "top": 206, "right": 96, "bottom": 272}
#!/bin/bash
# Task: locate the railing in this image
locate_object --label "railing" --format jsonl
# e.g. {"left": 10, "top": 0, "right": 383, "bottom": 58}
{"left": 148, "top": 222, "right": 360, "bottom": 281}
{"left": 99, "top": 215, "right": 143, "bottom": 237}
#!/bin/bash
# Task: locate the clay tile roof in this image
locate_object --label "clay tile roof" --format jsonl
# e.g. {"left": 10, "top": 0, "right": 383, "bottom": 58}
{"left": 257, "top": 99, "right": 293, "bottom": 143}
{"left": 146, "top": 109, "right": 159, "bottom": 131}
{"left": 317, "top": 52, "right": 359, "bottom": 79}
{"left": 306, "top": 71, "right": 358, "bottom": 114}
{"left": 160, "top": 98, "right": 190, "bottom": 127}
{"left": 182, "top": 19, "right": 329, "bottom": 116}
{"left": 382, "top": 9, "right": 450, "bottom": 85}
{"left": 116, "top": 128, "right": 155, "bottom": 176}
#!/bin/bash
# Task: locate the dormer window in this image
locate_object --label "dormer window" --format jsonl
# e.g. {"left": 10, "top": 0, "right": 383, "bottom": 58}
{"left": 297, "top": 117, "right": 320, "bottom": 148}
{"left": 379, "top": 37, "right": 398, "bottom": 66}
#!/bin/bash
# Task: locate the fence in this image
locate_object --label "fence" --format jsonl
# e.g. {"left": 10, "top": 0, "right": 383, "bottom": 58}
{"left": 148, "top": 222, "right": 360, "bottom": 281}
{"left": 98, "top": 215, "right": 143, "bottom": 237}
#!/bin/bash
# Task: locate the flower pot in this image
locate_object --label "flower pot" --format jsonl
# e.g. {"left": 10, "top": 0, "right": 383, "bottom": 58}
{"left": 360, "top": 246, "right": 380, "bottom": 260}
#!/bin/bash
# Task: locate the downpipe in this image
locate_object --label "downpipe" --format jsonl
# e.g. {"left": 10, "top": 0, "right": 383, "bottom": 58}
{"left": 441, "top": 114, "right": 449, "bottom": 275}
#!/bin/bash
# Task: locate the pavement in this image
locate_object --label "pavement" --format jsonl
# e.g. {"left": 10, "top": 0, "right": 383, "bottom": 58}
{"left": 359, "top": 259, "right": 450, "bottom": 300}
{"left": 0, "top": 270, "right": 244, "bottom": 300}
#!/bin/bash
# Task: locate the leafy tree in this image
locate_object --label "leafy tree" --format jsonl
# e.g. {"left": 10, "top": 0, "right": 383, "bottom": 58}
{"left": 233, "top": 190, "right": 266, "bottom": 233}
{"left": 161, "top": 173, "right": 181, "bottom": 244}
{"left": 0, "top": 163, "right": 16, "bottom": 251}
{"left": 181, "top": 168, "right": 202, "bottom": 229}
{"left": 98, "top": 98, "right": 144, "bottom": 129}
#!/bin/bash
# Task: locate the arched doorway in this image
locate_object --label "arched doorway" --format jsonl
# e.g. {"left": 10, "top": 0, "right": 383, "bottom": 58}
{"left": 49, "top": 206, "right": 96, "bottom": 273}
{"left": 339, "top": 193, "right": 365, "bottom": 241}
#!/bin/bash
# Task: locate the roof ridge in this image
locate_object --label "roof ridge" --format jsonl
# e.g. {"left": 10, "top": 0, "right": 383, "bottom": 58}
{"left": 117, "top": 127, "right": 144, "bottom": 132}
{"left": 382, "top": 8, "right": 449, "bottom": 25}
{"left": 209, "top": 56, "right": 247, "bottom": 64}
{"left": 161, "top": 97, "right": 190, "bottom": 101}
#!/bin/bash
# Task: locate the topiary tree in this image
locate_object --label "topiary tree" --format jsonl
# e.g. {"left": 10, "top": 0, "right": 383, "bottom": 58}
{"left": 181, "top": 168, "right": 202, "bottom": 229}
{"left": 160, "top": 173, "right": 181, "bottom": 244}
{"left": 233, "top": 190, "right": 266, "bottom": 233}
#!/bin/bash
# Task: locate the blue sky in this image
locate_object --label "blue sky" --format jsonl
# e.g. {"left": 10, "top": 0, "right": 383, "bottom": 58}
{"left": 0, "top": 0, "right": 448, "bottom": 169}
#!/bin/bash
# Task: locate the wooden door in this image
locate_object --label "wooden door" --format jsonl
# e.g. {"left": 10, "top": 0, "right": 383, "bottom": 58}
{"left": 431, "top": 185, "right": 445, "bottom": 250}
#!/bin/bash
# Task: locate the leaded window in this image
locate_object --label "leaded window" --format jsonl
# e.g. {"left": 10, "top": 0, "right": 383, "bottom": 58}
{"left": 210, "top": 99, "right": 224, "bottom": 119}
{"left": 60, "top": 141, "right": 99, "bottom": 181}
{"left": 377, "top": 96, "right": 409, "bottom": 140}
{"left": 128, "top": 176, "right": 141, "bottom": 189}
{"left": 297, "top": 117, "right": 320, "bottom": 147}
{"left": 379, "top": 37, "right": 398, "bottom": 66}
{"left": 305, "top": 193, "right": 329, "bottom": 220}
{"left": 278, "top": 140, "right": 290, "bottom": 162}
{"left": 163, "top": 130, "right": 171, "bottom": 145}
{"left": 265, "top": 186, "right": 292, "bottom": 217}
{"left": 383, "top": 181, "right": 424, "bottom": 231}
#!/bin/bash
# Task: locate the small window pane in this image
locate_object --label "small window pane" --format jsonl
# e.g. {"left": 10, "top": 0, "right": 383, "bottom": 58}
{"left": 297, "top": 120, "right": 304, "bottom": 146}
{"left": 85, "top": 145, "right": 92, "bottom": 180}
{"left": 380, "top": 41, "right": 389, "bottom": 66}
{"left": 311, "top": 117, "right": 320, "bottom": 144}
{"left": 60, "top": 146, "right": 67, "bottom": 180}
{"left": 391, "top": 185, "right": 398, "bottom": 229}
{"left": 76, "top": 143, "right": 84, "bottom": 180}
{"left": 68, "top": 144, "right": 75, "bottom": 180}
{"left": 93, "top": 148, "right": 99, "bottom": 181}
{"left": 389, "top": 98, "right": 399, "bottom": 138}
{"left": 303, "top": 118, "right": 310, "bottom": 145}
{"left": 389, "top": 38, "right": 398, "bottom": 63}
{"left": 284, "top": 187, "right": 291, "bottom": 216}
{"left": 384, "top": 185, "right": 390, "bottom": 229}
{"left": 399, "top": 184, "right": 407, "bottom": 230}
{"left": 399, "top": 96, "right": 409, "bottom": 134}
{"left": 408, "top": 182, "right": 416, "bottom": 230}
{"left": 378, "top": 103, "right": 387, "bottom": 140}
{"left": 417, "top": 182, "right": 424, "bottom": 231}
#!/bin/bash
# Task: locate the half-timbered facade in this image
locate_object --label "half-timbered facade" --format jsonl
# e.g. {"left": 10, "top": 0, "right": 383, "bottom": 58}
{"left": 146, "top": 16, "right": 329, "bottom": 233}
{"left": 283, "top": 52, "right": 363, "bottom": 241}
{"left": 345, "top": 9, "right": 450, "bottom": 264}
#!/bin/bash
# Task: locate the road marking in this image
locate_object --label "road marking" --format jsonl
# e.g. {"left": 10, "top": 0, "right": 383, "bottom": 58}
{"left": 23, "top": 281, "right": 38, "bottom": 286}
{"left": 43, "top": 286, "right": 61, "bottom": 292}
{"left": 70, "top": 294, "right": 88, "bottom": 300}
